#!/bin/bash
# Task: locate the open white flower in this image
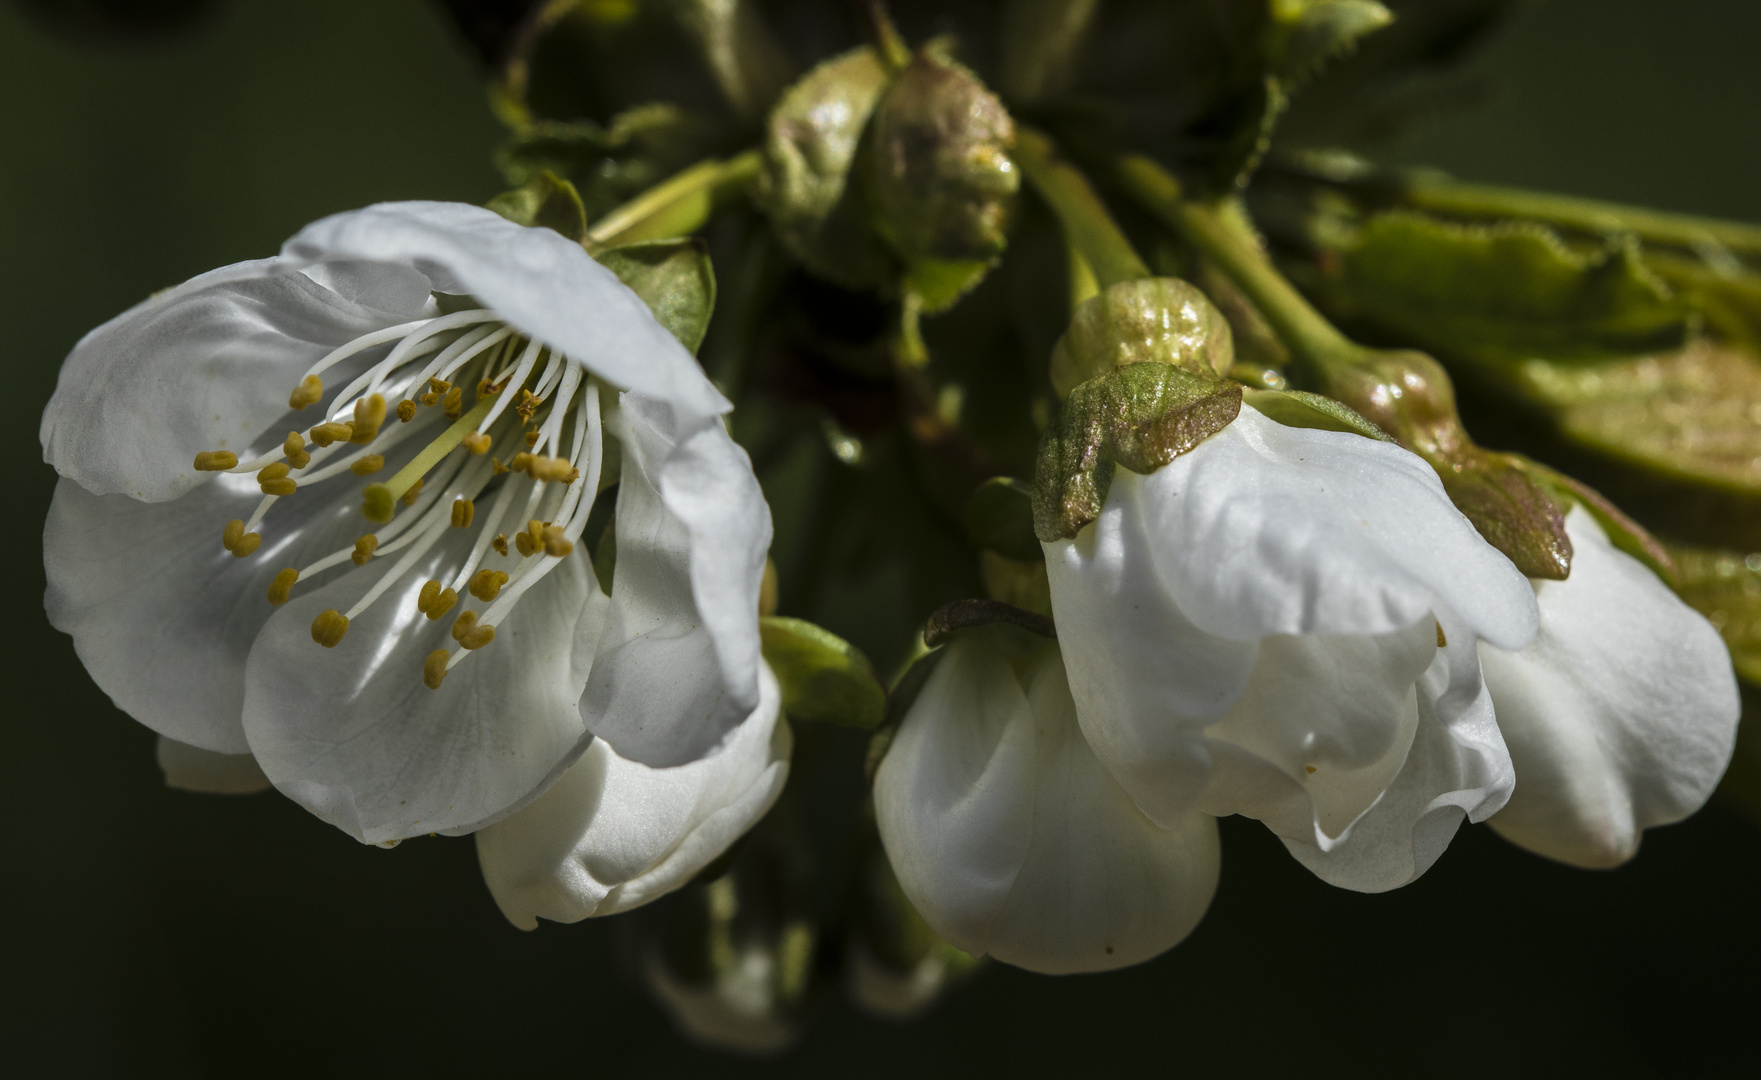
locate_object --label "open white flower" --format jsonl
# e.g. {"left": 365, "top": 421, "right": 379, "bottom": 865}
{"left": 875, "top": 633, "right": 1220, "bottom": 975}
{"left": 1481, "top": 506, "right": 1740, "bottom": 868}
{"left": 1044, "top": 405, "right": 1541, "bottom": 892}
{"left": 42, "top": 201, "right": 773, "bottom": 847}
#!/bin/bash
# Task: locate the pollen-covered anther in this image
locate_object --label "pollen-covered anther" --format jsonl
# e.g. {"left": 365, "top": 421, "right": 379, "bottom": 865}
{"left": 309, "top": 421, "right": 353, "bottom": 447}
{"left": 424, "top": 584, "right": 458, "bottom": 621}
{"left": 543, "top": 523, "right": 574, "bottom": 557}
{"left": 450, "top": 498, "right": 474, "bottom": 528}
{"left": 468, "top": 568, "right": 509, "bottom": 601}
{"left": 442, "top": 386, "right": 464, "bottom": 420}
{"left": 221, "top": 519, "right": 263, "bottom": 556}
{"left": 459, "top": 622, "right": 496, "bottom": 651}
{"left": 462, "top": 431, "right": 491, "bottom": 455}
{"left": 450, "top": 609, "right": 478, "bottom": 642}
{"left": 475, "top": 377, "right": 502, "bottom": 398}
{"left": 491, "top": 457, "right": 509, "bottom": 476}
{"left": 515, "top": 389, "right": 540, "bottom": 418}
{"left": 350, "top": 454, "right": 386, "bottom": 476}
{"left": 514, "top": 519, "right": 546, "bottom": 557}
{"left": 288, "top": 375, "right": 323, "bottom": 410}
{"left": 257, "top": 462, "right": 296, "bottom": 496}
{"left": 527, "top": 456, "right": 573, "bottom": 483}
{"left": 350, "top": 394, "right": 387, "bottom": 443}
{"left": 193, "top": 450, "right": 237, "bottom": 471}
{"left": 400, "top": 478, "right": 424, "bottom": 506}
{"left": 266, "top": 567, "right": 299, "bottom": 605}
{"left": 283, "top": 431, "right": 311, "bottom": 469}
{"left": 311, "top": 609, "right": 349, "bottom": 647}
{"left": 491, "top": 533, "right": 509, "bottom": 557}
{"left": 423, "top": 649, "right": 449, "bottom": 690}
{"left": 351, "top": 535, "right": 378, "bottom": 566}
{"left": 1436, "top": 622, "right": 1448, "bottom": 648}
{"left": 396, "top": 399, "right": 417, "bottom": 423}
{"left": 508, "top": 452, "right": 534, "bottom": 475}
{"left": 523, "top": 430, "right": 540, "bottom": 449}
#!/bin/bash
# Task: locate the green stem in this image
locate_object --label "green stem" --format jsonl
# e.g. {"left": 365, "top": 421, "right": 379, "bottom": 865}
{"left": 999, "top": 0, "right": 1103, "bottom": 105}
{"left": 1016, "top": 128, "right": 1150, "bottom": 289}
{"left": 1400, "top": 172, "right": 1761, "bottom": 259}
{"left": 1116, "top": 153, "right": 1359, "bottom": 376}
{"left": 585, "top": 150, "right": 762, "bottom": 250}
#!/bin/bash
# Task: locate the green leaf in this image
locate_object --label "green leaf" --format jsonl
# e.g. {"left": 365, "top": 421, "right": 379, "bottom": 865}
{"left": 760, "top": 616, "right": 887, "bottom": 730}
{"left": 905, "top": 258, "right": 995, "bottom": 315}
{"left": 1667, "top": 544, "right": 1761, "bottom": 686}
{"left": 1267, "top": 0, "right": 1395, "bottom": 84}
{"left": 595, "top": 239, "right": 717, "bottom": 354}
{"left": 1033, "top": 364, "right": 1243, "bottom": 541}
{"left": 1336, "top": 211, "right": 1694, "bottom": 364}
{"left": 484, "top": 170, "right": 588, "bottom": 243}
{"left": 1241, "top": 387, "right": 1392, "bottom": 441}
{"left": 495, "top": 105, "right": 708, "bottom": 220}
{"left": 963, "top": 477, "right": 1041, "bottom": 561}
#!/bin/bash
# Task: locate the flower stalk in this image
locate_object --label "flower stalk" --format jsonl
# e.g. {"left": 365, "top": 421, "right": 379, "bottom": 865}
{"left": 1017, "top": 128, "right": 1149, "bottom": 290}
{"left": 585, "top": 150, "right": 762, "bottom": 251}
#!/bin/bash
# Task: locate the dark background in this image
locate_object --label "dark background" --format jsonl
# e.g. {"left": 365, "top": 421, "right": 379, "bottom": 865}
{"left": 3, "top": 1, "right": 1759, "bottom": 1075}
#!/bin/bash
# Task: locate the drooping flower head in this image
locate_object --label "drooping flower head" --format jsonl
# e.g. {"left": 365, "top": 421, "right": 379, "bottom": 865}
{"left": 42, "top": 202, "right": 774, "bottom": 846}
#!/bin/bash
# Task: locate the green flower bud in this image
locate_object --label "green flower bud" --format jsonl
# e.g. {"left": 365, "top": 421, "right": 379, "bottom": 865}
{"left": 754, "top": 46, "right": 898, "bottom": 290}
{"left": 869, "top": 49, "right": 1019, "bottom": 269}
{"left": 1048, "top": 278, "right": 1235, "bottom": 399}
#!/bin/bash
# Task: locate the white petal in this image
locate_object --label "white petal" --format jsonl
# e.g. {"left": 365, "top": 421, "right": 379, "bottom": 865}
{"left": 1135, "top": 406, "right": 1538, "bottom": 649}
{"left": 279, "top": 202, "right": 728, "bottom": 422}
{"left": 1482, "top": 507, "right": 1740, "bottom": 868}
{"left": 875, "top": 640, "right": 1220, "bottom": 975}
{"left": 44, "top": 474, "right": 369, "bottom": 754}
{"left": 476, "top": 665, "right": 789, "bottom": 929}
{"left": 156, "top": 736, "right": 271, "bottom": 795}
{"left": 1044, "top": 477, "right": 1257, "bottom": 828}
{"left": 580, "top": 394, "right": 772, "bottom": 767}
{"left": 1200, "top": 620, "right": 1434, "bottom": 845}
{"left": 1280, "top": 605, "right": 1515, "bottom": 890}
{"left": 40, "top": 266, "right": 408, "bottom": 501}
{"left": 241, "top": 532, "right": 607, "bottom": 845}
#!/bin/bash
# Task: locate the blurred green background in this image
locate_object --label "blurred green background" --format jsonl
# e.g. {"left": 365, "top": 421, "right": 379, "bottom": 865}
{"left": 3, "top": 0, "right": 1758, "bottom": 1074}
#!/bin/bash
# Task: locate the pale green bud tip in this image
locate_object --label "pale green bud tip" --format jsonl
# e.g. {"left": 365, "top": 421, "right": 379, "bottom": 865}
{"left": 1049, "top": 278, "right": 1235, "bottom": 399}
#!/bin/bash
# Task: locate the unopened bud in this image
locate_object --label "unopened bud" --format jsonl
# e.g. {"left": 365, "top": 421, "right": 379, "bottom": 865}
{"left": 1049, "top": 278, "right": 1235, "bottom": 398}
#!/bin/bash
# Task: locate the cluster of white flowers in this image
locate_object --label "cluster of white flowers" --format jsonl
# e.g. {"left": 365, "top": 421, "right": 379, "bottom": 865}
{"left": 40, "top": 204, "right": 1740, "bottom": 966}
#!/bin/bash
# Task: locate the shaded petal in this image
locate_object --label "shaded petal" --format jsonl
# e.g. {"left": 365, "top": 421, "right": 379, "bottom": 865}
{"left": 156, "top": 736, "right": 271, "bottom": 795}
{"left": 242, "top": 531, "right": 606, "bottom": 844}
{"left": 44, "top": 474, "right": 369, "bottom": 753}
{"left": 1200, "top": 620, "right": 1434, "bottom": 845}
{"left": 1136, "top": 406, "right": 1538, "bottom": 649}
{"left": 1281, "top": 604, "right": 1514, "bottom": 890}
{"left": 280, "top": 202, "right": 728, "bottom": 422}
{"left": 1483, "top": 508, "right": 1740, "bottom": 868}
{"left": 875, "top": 641, "right": 1219, "bottom": 975}
{"left": 580, "top": 394, "right": 772, "bottom": 767}
{"left": 476, "top": 665, "right": 789, "bottom": 929}
{"left": 40, "top": 266, "right": 408, "bottom": 501}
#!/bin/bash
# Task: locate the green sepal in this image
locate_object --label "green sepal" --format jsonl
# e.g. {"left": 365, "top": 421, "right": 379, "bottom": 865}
{"left": 1523, "top": 460, "right": 1677, "bottom": 587}
{"left": 1266, "top": 0, "right": 1395, "bottom": 85}
{"left": 485, "top": 170, "right": 589, "bottom": 243}
{"left": 595, "top": 239, "right": 717, "bottom": 354}
{"left": 1033, "top": 364, "right": 1243, "bottom": 541}
{"left": 759, "top": 616, "right": 887, "bottom": 730}
{"left": 1336, "top": 211, "right": 1694, "bottom": 364}
{"left": 1440, "top": 459, "right": 1573, "bottom": 581}
{"left": 1241, "top": 387, "right": 1392, "bottom": 441}
{"left": 963, "top": 477, "right": 1041, "bottom": 562}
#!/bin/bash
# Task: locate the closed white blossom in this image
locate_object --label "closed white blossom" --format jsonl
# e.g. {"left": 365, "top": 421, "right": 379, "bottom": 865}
{"left": 42, "top": 201, "right": 775, "bottom": 853}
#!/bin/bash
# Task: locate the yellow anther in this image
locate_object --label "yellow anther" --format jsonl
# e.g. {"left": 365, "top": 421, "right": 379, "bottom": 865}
{"left": 361, "top": 483, "right": 394, "bottom": 525}
{"left": 258, "top": 462, "right": 290, "bottom": 482}
{"left": 508, "top": 452, "right": 533, "bottom": 475}
{"left": 450, "top": 609, "right": 477, "bottom": 642}
{"left": 429, "top": 378, "right": 453, "bottom": 395}
{"left": 425, "top": 587, "right": 458, "bottom": 621}
{"left": 1436, "top": 622, "right": 1448, "bottom": 648}
{"left": 442, "top": 386, "right": 464, "bottom": 420}
{"left": 566, "top": 467, "right": 580, "bottom": 484}
{"left": 492, "top": 533, "right": 509, "bottom": 557}
{"left": 417, "top": 579, "right": 443, "bottom": 614}
{"left": 283, "top": 431, "right": 311, "bottom": 469}
{"left": 350, "top": 454, "right": 386, "bottom": 476}
{"left": 193, "top": 450, "right": 238, "bottom": 472}
{"left": 400, "top": 478, "right": 424, "bottom": 506}
{"left": 289, "top": 375, "right": 323, "bottom": 410}
{"left": 475, "top": 377, "right": 501, "bottom": 398}
{"left": 543, "top": 523, "right": 574, "bottom": 557}
{"left": 350, "top": 394, "right": 386, "bottom": 444}
{"left": 311, "top": 609, "right": 349, "bottom": 648}
{"left": 514, "top": 531, "right": 537, "bottom": 558}
{"left": 309, "top": 421, "right": 353, "bottom": 447}
{"left": 259, "top": 477, "right": 297, "bottom": 497}
{"left": 1305, "top": 765, "right": 1318, "bottom": 775}
{"left": 528, "top": 456, "right": 573, "bottom": 483}
{"left": 423, "top": 649, "right": 450, "bottom": 690}
{"left": 524, "top": 430, "right": 540, "bottom": 449}
{"left": 516, "top": 389, "right": 540, "bottom": 418}
{"left": 351, "top": 535, "right": 378, "bottom": 566}
{"left": 459, "top": 622, "right": 496, "bottom": 650}
{"left": 267, "top": 567, "right": 299, "bottom": 605}
{"left": 222, "top": 518, "right": 245, "bottom": 551}
{"left": 469, "top": 568, "right": 509, "bottom": 601}
{"left": 462, "top": 431, "right": 491, "bottom": 455}
{"left": 450, "top": 498, "right": 474, "bottom": 528}
{"left": 396, "top": 399, "right": 417, "bottom": 423}
{"left": 491, "top": 457, "right": 509, "bottom": 476}
{"left": 231, "top": 532, "right": 262, "bottom": 558}
{"left": 419, "top": 390, "right": 439, "bottom": 407}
